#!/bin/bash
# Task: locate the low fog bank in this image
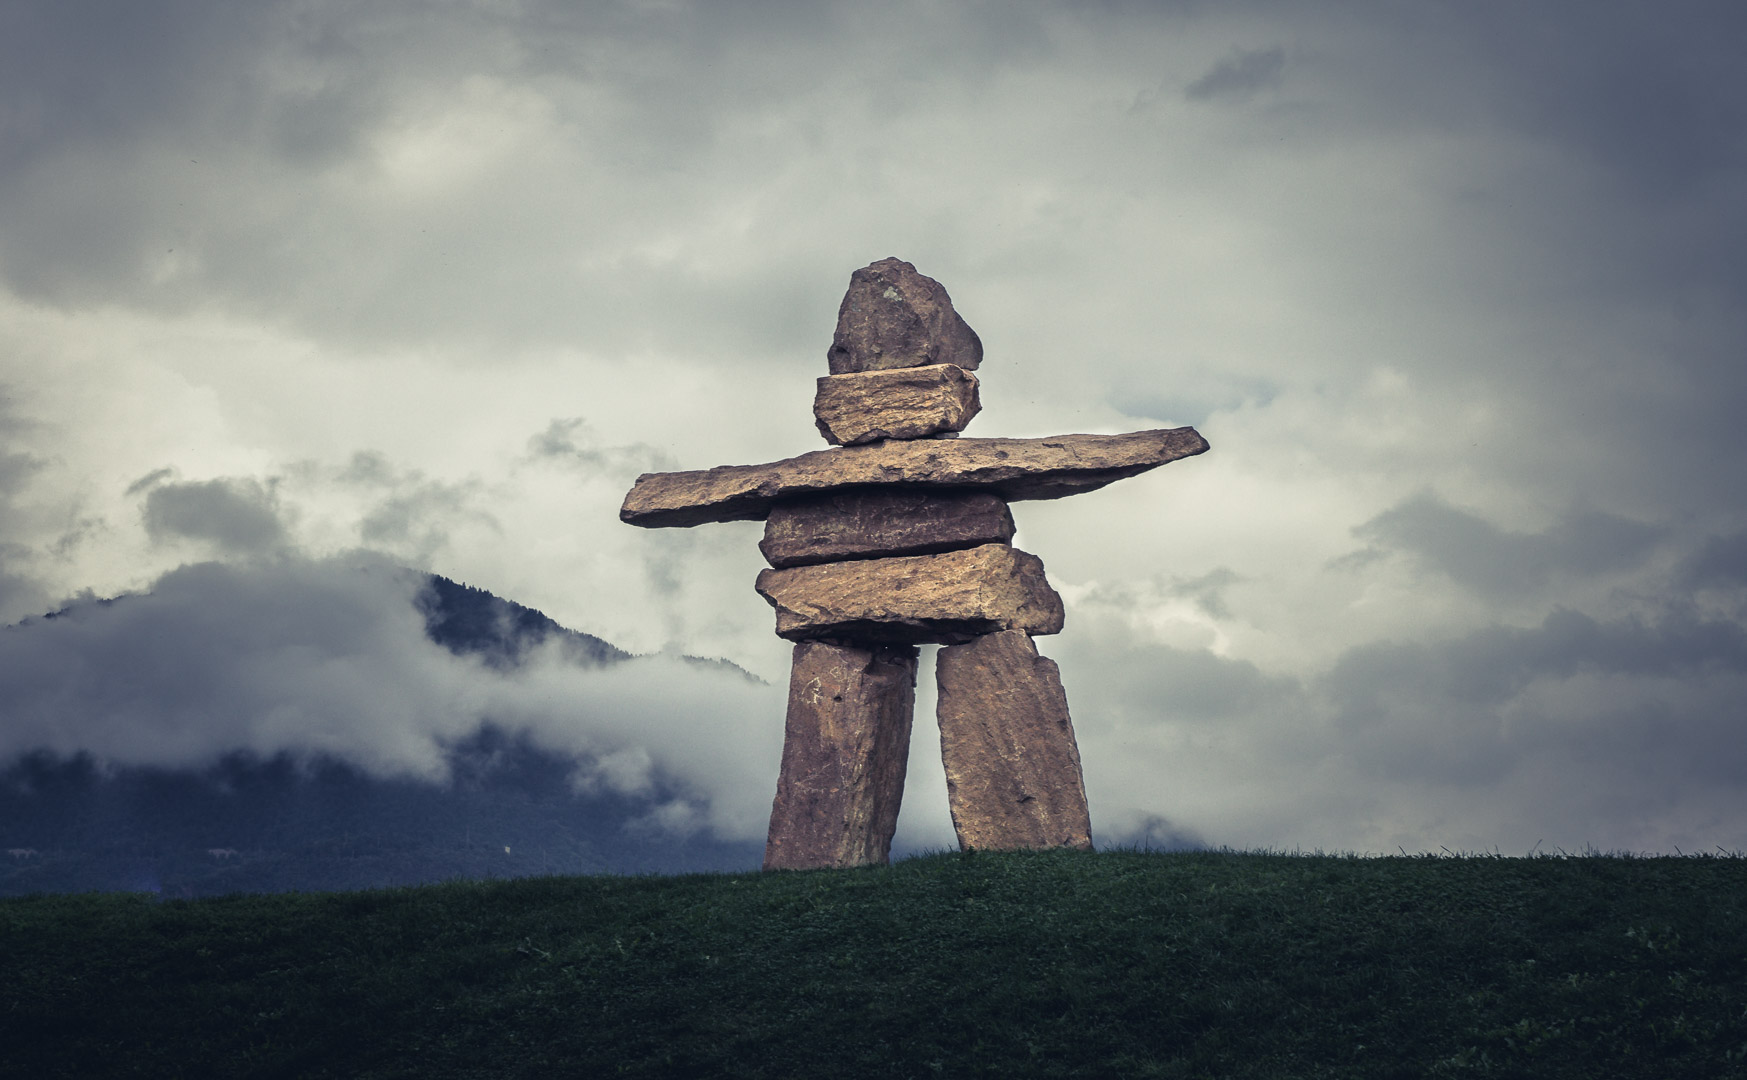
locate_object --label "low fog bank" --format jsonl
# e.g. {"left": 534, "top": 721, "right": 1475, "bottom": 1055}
{"left": 0, "top": 555, "right": 785, "bottom": 893}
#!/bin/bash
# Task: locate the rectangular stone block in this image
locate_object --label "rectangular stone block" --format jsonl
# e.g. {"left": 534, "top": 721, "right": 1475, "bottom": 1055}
{"left": 754, "top": 543, "right": 1064, "bottom": 645}
{"left": 759, "top": 490, "right": 1015, "bottom": 568}
{"left": 936, "top": 630, "right": 1092, "bottom": 852}
{"left": 763, "top": 641, "right": 919, "bottom": 871}
{"left": 813, "top": 364, "right": 981, "bottom": 446}
{"left": 619, "top": 427, "right": 1210, "bottom": 528}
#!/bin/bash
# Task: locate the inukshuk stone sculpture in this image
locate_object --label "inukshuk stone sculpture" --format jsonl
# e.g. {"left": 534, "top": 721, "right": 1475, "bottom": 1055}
{"left": 620, "top": 258, "right": 1209, "bottom": 870}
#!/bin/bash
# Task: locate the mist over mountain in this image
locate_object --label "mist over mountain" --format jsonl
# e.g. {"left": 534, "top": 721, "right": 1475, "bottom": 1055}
{"left": 1, "top": 571, "right": 767, "bottom": 897}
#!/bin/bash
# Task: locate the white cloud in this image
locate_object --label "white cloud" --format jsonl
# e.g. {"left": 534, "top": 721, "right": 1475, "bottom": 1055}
{"left": 0, "top": 554, "right": 786, "bottom": 840}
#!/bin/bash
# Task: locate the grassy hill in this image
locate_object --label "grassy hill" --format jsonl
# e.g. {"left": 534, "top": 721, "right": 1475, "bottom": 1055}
{"left": 3, "top": 849, "right": 1744, "bottom": 1078}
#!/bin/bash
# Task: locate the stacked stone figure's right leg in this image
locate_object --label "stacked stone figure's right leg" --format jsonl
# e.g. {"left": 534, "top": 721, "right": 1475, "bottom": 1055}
{"left": 935, "top": 630, "right": 1094, "bottom": 851}
{"left": 763, "top": 640, "right": 919, "bottom": 870}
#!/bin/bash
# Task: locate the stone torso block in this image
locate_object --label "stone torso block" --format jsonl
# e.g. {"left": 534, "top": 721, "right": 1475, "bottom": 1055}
{"left": 755, "top": 543, "right": 1064, "bottom": 645}
{"left": 759, "top": 489, "right": 1015, "bottom": 568}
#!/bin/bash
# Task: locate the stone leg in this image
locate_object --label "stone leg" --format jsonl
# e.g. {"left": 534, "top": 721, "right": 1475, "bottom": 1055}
{"left": 763, "top": 640, "right": 919, "bottom": 870}
{"left": 935, "top": 630, "right": 1093, "bottom": 851}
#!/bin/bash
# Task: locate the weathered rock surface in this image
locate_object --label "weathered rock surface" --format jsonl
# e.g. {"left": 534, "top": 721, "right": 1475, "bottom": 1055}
{"left": 935, "top": 630, "right": 1092, "bottom": 852}
{"left": 763, "top": 641, "right": 918, "bottom": 871}
{"left": 827, "top": 258, "right": 983, "bottom": 375}
{"left": 755, "top": 543, "right": 1063, "bottom": 644}
{"left": 813, "top": 364, "right": 981, "bottom": 446}
{"left": 759, "top": 490, "right": 1015, "bottom": 568}
{"left": 621, "top": 427, "right": 1208, "bottom": 528}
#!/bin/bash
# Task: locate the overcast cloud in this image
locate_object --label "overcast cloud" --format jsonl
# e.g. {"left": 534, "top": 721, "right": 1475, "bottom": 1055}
{"left": 1, "top": 0, "right": 1743, "bottom": 855}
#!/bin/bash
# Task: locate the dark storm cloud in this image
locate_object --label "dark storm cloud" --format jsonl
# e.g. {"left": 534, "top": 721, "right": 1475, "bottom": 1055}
{"left": 1060, "top": 596, "right": 1747, "bottom": 847}
{"left": 0, "top": 0, "right": 946, "bottom": 353}
{"left": 1322, "top": 605, "right": 1747, "bottom": 796}
{"left": 1681, "top": 531, "right": 1747, "bottom": 592}
{"left": 1061, "top": 617, "right": 1300, "bottom": 727}
{"left": 1305, "top": 1, "right": 1747, "bottom": 422}
{"left": 1447, "top": 4, "right": 1747, "bottom": 199}
{"left": 0, "top": 0, "right": 404, "bottom": 306}
{"left": 0, "top": 3, "right": 271, "bottom": 159}
{"left": 1328, "top": 607, "right": 1747, "bottom": 716}
{"left": 1257, "top": 2, "right": 1747, "bottom": 196}
{"left": 4, "top": 0, "right": 1744, "bottom": 382}
{"left": 1352, "top": 493, "right": 1666, "bottom": 598}
{"left": 3, "top": 0, "right": 1746, "bottom": 855}
{"left": 142, "top": 477, "right": 289, "bottom": 555}
{"left": 1112, "top": 641, "right": 1295, "bottom": 724}
{"left": 1184, "top": 46, "right": 1285, "bottom": 103}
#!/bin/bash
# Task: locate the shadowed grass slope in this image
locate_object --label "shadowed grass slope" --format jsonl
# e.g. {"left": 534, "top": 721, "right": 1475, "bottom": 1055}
{"left": 3, "top": 849, "right": 1744, "bottom": 1078}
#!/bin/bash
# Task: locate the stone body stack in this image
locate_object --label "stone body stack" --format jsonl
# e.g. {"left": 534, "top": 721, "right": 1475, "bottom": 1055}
{"left": 621, "top": 258, "right": 1209, "bottom": 870}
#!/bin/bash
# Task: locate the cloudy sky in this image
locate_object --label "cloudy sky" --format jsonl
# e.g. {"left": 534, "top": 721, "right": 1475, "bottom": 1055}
{"left": 2, "top": 0, "right": 1743, "bottom": 856}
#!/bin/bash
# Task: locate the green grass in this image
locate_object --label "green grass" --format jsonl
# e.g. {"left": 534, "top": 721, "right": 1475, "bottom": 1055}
{"left": 3, "top": 849, "right": 1744, "bottom": 1078}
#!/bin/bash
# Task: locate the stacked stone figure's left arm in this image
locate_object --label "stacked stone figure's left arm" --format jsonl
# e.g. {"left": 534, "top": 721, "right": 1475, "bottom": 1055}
{"left": 618, "top": 426, "right": 1210, "bottom": 528}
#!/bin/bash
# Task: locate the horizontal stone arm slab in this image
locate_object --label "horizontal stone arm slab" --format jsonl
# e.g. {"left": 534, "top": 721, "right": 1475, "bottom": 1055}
{"left": 621, "top": 426, "right": 1208, "bottom": 528}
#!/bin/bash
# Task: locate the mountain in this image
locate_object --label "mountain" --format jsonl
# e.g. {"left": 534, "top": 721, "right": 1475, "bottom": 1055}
{"left": 418, "top": 574, "right": 632, "bottom": 669}
{"left": 0, "top": 573, "right": 766, "bottom": 897}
